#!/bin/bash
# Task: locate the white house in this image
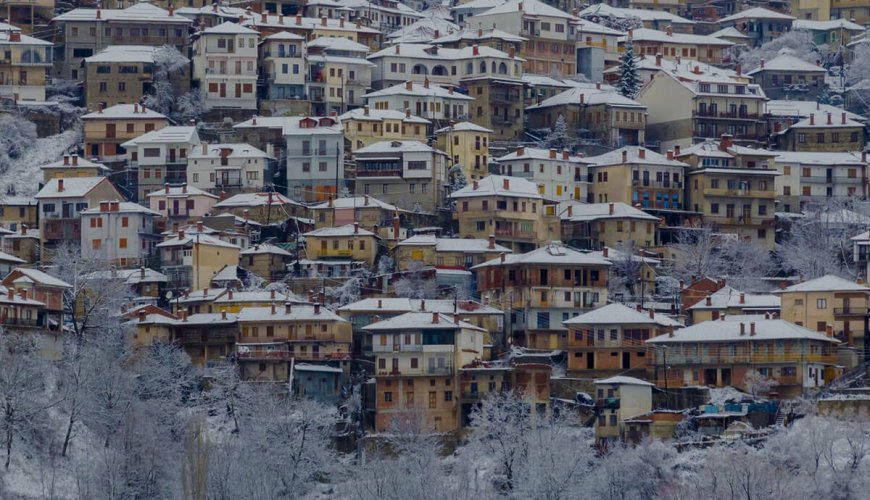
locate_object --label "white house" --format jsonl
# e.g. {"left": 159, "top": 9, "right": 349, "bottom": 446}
{"left": 306, "top": 36, "right": 374, "bottom": 114}
{"left": 259, "top": 31, "right": 307, "bottom": 100}
{"left": 146, "top": 183, "right": 220, "bottom": 223}
{"left": 363, "top": 80, "right": 475, "bottom": 121}
{"left": 121, "top": 126, "right": 201, "bottom": 202}
{"left": 496, "top": 146, "right": 590, "bottom": 202}
{"left": 192, "top": 21, "right": 260, "bottom": 111}
{"left": 186, "top": 143, "right": 273, "bottom": 194}
{"left": 80, "top": 201, "right": 161, "bottom": 267}
{"left": 283, "top": 115, "right": 345, "bottom": 203}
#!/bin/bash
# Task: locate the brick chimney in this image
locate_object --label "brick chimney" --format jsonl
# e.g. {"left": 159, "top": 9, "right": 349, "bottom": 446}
{"left": 705, "top": 296, "right": 712, "bottom": 306}
{"left": 719, "top": 134, "right": 733, "bottom": 151}
{"left": 736, "top": 64, "right": 741, "bottom": 76}
{"left": 321, "top": 16, "right": 327, "bottom": 26}
{"left": 655, "top": 53, "right": 662, "bottom": 66}
{"left": 562, "top": 150, "right": 569, "bottom": 160}
{"left": 843, "top": 112, "right": 847, "bottom": 125}
{"left": 827, "top": 112, "right": 832, "bottom": 125}
{"left": 810, "top": 113, "right": 815, "bottom": 126}
{"left": 549, "top": 149, "right": 556, "bottom": 159}
{"left": 621, "top": 150, "right": 627, "bottom": 163}
{"left": 405, "top": 81, "right": 413, "bottom": 91}
{"left": 500, "top": 252, "right": 506, "bottom": 263}
{"left": 72, "top": 154, "right": 78, "bottom": 166}
{"left": 296, "top": 13, "right": 301, "bottom": 25}
{"left": 602, "top": 247, "right": 608, "bottom": 258}
{"left": 395, "top": 45, "right": 400, "bottom": 55}
{"left": 609, "top": 202, "right": 614, "bottom": 215}
{"left": 740, "top": 292, "right": 745, "bottom": 304}
{"left": 423, "top": 77, "right": 429, "bottom": 89}
{"left": 432, "top": 311, "right": 439, "bottom": 323}
{"left": 567, "top": 205, "right": 572, "bottom": 217}
{"left": 750, "top": 322, "right": 756, "bottom": 336}
{"left": 649, "top": 309, "right": 654, "bottom": 319}
{"left": 270, "top": 289, "right": 276, "bottom": 300}
{"left": 666, "top": 150, "right": 674, "bottom": 160}
{"left": 503, "top": 178, "right": 510, "bottom": 190}
{"left": 638, "top": 148, "right": 645, "bottom": 159}
{"left": 178, "top": 229, "right": 185, "bottom": 239}
{"left": 182, "top": 183, "right": 187, "bottom": 194}
{"left": 364, "top": 194, "right": 369, "bottom": 205}
{"left": 508, "top": 46, "right": 515, "bottom": 58}
{"left": 63, "top": 155, "right": 69, "bottom": 166}
{"left": 393, "top": 216, "right": 400, "bottom": 239}
{"left": 488, "top": 234, "right": 495, "bottom": 249}
{"left": 517, "top": 146, "right": 525, "bottom": 156}
{"left": 826, "top": 324, "right": 833, "bottom": 336}
{"left": 760, "top": 58, "right": 765, "bottom": 69}
{"left": 100, "top": 201, "right": 109, "bottom": 212}
{"left": 138, "top": 310, "right": 146, "bottom": 322}
{"left": 377, "top": 299, "right": 382, "bottom": 309}
{"left": 57, "top": 179, "right": 64, "bottom": 192}
{"left": 740, "top": 323, "right": 745, "bottom": 335}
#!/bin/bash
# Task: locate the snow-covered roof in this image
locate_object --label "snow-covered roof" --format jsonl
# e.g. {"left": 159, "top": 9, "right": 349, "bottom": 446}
{"left": 8, "top": 268, "right": 72, "bottom": 288}
{"left": 430, "top": 27, "right": 526, "bottom": 44}
{"left": 648, "top": 317, "right": 838, "bottom": 344}
{"left": 384, "top": 17, "right": 460, "bottom": 42}
{"left": 434, "top": 121, "right": 493, "bottom": 134}
{"left": 585, "top": 146, "right": 688, "bottom": 168}
{"left": 310, "top": 195, "right": 405, "bottom": 211}
{"left": 308, "top": 36, "right": 369, "bottom": 53}
{"left": 147, "top": 184, "right": 219, "bottom": 199}
{"left": 369, "top": 43, "right": 521, "bottom": 62}
{"left": 211, "top": 265, "right": 241, "bottom": 283}
{"left": 678, "top": 139, "right": 777, "bottom": 159}
{"left": 619, "top": 28, "right": 733, "bottom": 47}
{"left": 293, "top": 363, "right": 343, "bottom": 373}
{"left": 80, "top": 201, "right": 161, "bottom": 216}
{"left": 53, "top": 3, "right": 193, "bottom": 23}
{"left": 40, "top": 155, "right": 108, "bottom": 171}
{"left": 203, "top": 21, "right": 260, "bottom": 35}
{"left": 564, "top": 303, "right": 682, "bottom": 327}
{"left": 233, "top": 115, "right": 342, "bottom": 134}
{"left": 526, "top": 87, "right": 645, "bottom": 111}
{"left": 85, "top": 45, "right": 189, "bottom": 64}
{"left": 594, "top": 375, "right": 655, "bottom": 386}
{"left": 214, "top": 191, "right": 302, "bottom": 208}
{"left": 709, "top": 27, "right": 749, "bottom": 40}
{"left": 177, "top": 312, "right": 238, "bottom": 325}
{"left": 263, "top": 31, "right": 306, "bottom": 41}
{"left": 237, "top": 304, "right": 345, "bottom": 322}
{"left": 397, "top": 234, "right": 513, "bottom": 253}
{"left": 794, "top": 18, "right": 864, "bottom": 32}
{"left": 0, "top": 251, "right": 24, "bottom": 264}
{"left": 81, "top": 267, "right": 168, "bottom": 284}
{"left": 774, "top": 151, "right": 865, "bottom": 165}
{"left": 478, "top": 0, "right": 575, "bottom": 19}
{"left": 240, "top": 243, "right": 291, "bottom": 256}
{"left": 496, "top": 147, "right": 586, "bottom": 163}
{"left": 579, "top": 4, "right": 695, "bottom": 25}
{"left": 688, "top": 286, "right": 780, "bottom": 310}
{"left": 337, "top": 297, "right": 501, "bottom": 315}
{"left": 766, "top": 100, "right": 865, "bottom": 122}
{"left": 175, "top": 288, "right": 228, "bottom": 304}
{"left": 306, "top": 54, "right": 376, "bottom": 66}
{"left": 363, "top": 81, "right": 475, "bottom": 100}
{"left": 35, "top": 177, "right": 113, "bottom": 199}
{"left": 557, "top": 199, "right": 658, "bottom": 221}
{"left": 472, "top": 241, "right": 612, "bottom": 269}
{"left": 354, "top": 140, "right": 442, "bottom": 155}
{"left": 303, "top": 223, "right": 377, "bottom": 237}
{"left": 450, "top": 175, "right": 542, "bottom": 200}
{"left": 188, "top": 143, "right": 272, "bottom": 160}
{"left": 339, "top": 108, "right": 430, "bottom": 125}
{"left": 781, "top": 113, "right": 864, "bottom": 130}
{"left": 779, "top": 274, "right": 869, "bottom": 293}
{"left": 362, "top": 311, "right": 485, "bottom": 331}
{"left": 82, "top": 103, "right": 167, "bottom": 120}
{"left": 718, "top": 7, "right": 796, "bottom": 23}
{"left": 746, "top": 54, "right": 825, "bottom": 75}
{"left": 121, "top": 126, "right": 198, "bottom": 147}
{"left": 156, "top": 233, "right": 241, "bottom": 249}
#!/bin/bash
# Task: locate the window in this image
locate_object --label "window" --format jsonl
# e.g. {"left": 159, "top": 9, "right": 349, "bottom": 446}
{"left": 817, "top": 298, "right": 827, "bottom": 309}
{"left": 121, "top": 216, "right": 129, "bottom": 227}
{"left": 119, "top": 238, "right": 127, "bottom": 249}
{"left": 444, "top": 391, "right": 453, "bottom": 401}
{"left": 384, "top": 392, "right": 392, "bottom": 402}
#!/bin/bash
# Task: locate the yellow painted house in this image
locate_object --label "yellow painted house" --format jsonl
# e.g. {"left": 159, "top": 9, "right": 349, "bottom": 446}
{"left": 339, "top": 106, "right": 430, "bottom": 152}
{"left": 435, "top": 121, "right": 494, "bottom": 182}
{"left": 156, "top": 230, "right": 241, "bottom": 292}
{"left": 303, "top": 223, "right": 378, "bottom": 267}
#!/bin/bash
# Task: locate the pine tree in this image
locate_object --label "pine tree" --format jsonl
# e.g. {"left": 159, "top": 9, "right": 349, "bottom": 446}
{"left": 617, "top": 39, "right": 642, "bottom": 99}
{"left": 546, "top": 114, "right": 568, "bottom": 149}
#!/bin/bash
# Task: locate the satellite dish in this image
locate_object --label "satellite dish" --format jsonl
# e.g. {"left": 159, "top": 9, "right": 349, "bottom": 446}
{"left": 165, "top": 290, "right": 174, "bottom": 300}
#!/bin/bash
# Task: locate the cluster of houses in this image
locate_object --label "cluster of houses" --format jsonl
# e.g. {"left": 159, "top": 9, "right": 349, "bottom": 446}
{"left": 3, "top": 0, "right": 870, "bottom": 444}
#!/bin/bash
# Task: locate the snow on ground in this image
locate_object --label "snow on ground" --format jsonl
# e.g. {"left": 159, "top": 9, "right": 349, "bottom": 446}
{"left": 707, "top": 386, "right": 749, "bottom": 405}
{"left": 0, "top": 128, "right": 81, "bottom": 200}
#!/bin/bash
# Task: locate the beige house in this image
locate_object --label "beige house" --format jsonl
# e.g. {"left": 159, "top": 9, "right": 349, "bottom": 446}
{"left": 40, "top": 154, "right": 108, "bottom": 182}
{"left": 495, "top": 146, "right": 589, "bottom": 202}
{"left": 240, "top": 243, "right": 292, "bottom": 282}
{"left": 774, "top": 112, "right": 866, "bottom": 152}
{"left": 450, "top": 175, "right": 560, "bottom": 253}
{"left": 435, "top": 121, "right": 494, "bottom": 183}
{"left": 82, "top": 103, "right": 169, "bottom": 164}
{"left": 0, "top": 25, "right": 52, "bottom": 102}
{"left": 777, "top": 275, "right": 870, "bottom": 362}
{"left": 395, "top": 234, "right": 512, "bottom": 272}
{"left": 339, "top": 106, "right": 430, "bottom": 152}
{"left": 303, "top": 223, "right": 378, "bottom": 268}
{"left": 585, "top": 146, "right": 688, "bottom": 210}
{"left": 156, "top": 230, "right": 241, "bottom": 292}
{"left": 593, "top": 376, "right": 654, "bottom": 447}
{"left": 559, "top": 201, "right": 658, "bottom": 250}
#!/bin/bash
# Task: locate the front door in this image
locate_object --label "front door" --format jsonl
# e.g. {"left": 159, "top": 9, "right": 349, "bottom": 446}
{"left": 622, "top": 352, "right": 631, "bottom": 369}
{"left": 219, "top": 83, "right": 226, "bottom": 98}
{"left": 172, "top": 199, "right": 179, "bottom": 215}
{"left": 235, "top": 84, "right": 241, "bottom": 98}
{"left": 169, "top": 148, "right": 176, "bottom": 163}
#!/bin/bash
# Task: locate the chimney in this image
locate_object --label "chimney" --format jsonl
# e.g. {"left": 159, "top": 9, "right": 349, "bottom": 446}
{"left": 421, "top": 299, "right": 426, "bottom": 311}
{"left": 473, "top": 180, "right": 479, "bottom": 190}
{"left": 377, "top": 299, "right": 383, "bottom": 309}
{"left": 270, "top": 303, "right": 276, "bottom": 315}
{"left": 454, "top": 314, "right": 460, "bottom": 325}
{"left": 810, "top": 113, "right": 815, "bottom": 126}
{"left": 473, "top": 44, "right": 479, "bottom": 56}
{"left": 285, "top": 302, "right": 292, "bottom": 314}
{"left": 393, "top": 216, "right": 400, "bottom": 240}
{"left": 98, "top": 103, "right": 104, "bottom": 114}
{"left": 279, "top": 14, "right": 283, "bottom": 24}
{"left": 517, "top": 145, "right": 525, "bottom": 156}
{"left": 96, "top": 8, "right": 101, "bottom": 19}
{"left": 57, "top": 179, "right": 64, "bottom": 192}
{"left": 72, "top": 154, "right": 78, "bottom": 166}
{"left": 138, "top": 310, "right": 146, "bottom": 322}
{"left": 432, "top": 311, "right": 439, "bottom": 323}
{"left": 423, "top": 77, "right": 429, "bottom": 89}
{"left": 705, "top": 296, "right": 712, "bottom": 306}
{"left": 720, "top": 314, "right": 725, "bottom": 321}
{"left": 674, "top": 144, "right": 681, "bottom": 156}
{"left": 667, "top": 150, "right": 674, "bottom": 160}
{"left": 774, "top": 122, "right": 782, "bottom": 133}
{"left": 735, "top": 64, "right": 741, "bottom": 76}
{"left": 609, "top": 202, "right": 614, "bottom": 215}
{"left": 567, "top": 205, "right": 573, "bottom": 217}
{"left": 500, "top": 252, "right": 506, "bottom": 263}
{"left": 621, "top": 150, "right": 627, "bottom": 163}
{"left": 228, "top": 289, "right": 233, "bottom": 300}
{"left": 719, "top": 134, "right": 733, "bottom": 151}
{"left": 843, "top": 112, "right": 847, "bottom": 125}
{"left": 63, "top": 155, "right": 69, "bottom": 166}
{"left": 435, "top": 30, "right": 440, "bottom": 39}
{"left": 18, "top": 289, "right": 26, "bottom": 301}
{"left": 562, "top": 150, "right": 569, "bottom": 160}
{"left": 863, "top": 151, "right": 867, "bottom": 163}
{"left": 340, "top": 16, "right": 345, "bottom": 28}
{"left": 750, "top": 323, "right": 756, "bottom": 336}
{"left": 328, "top": 196, "right": 333, "bottom": 208}
{"left": 826, "top": 324, "right": 833, "bottom": 337}
{"left": 181, "top": 309, "right": 188, "bottom": 322}
{"left": 740, "top": 323, "right": 745, "bottom": 335}
{"left": 827, "top": 113, "right": 832, "bottom": 125}
{"left": 364, "top": 194, "right": 369, "bottom": 206}
{"left": 580, "top": 93, "right": 585, "bottom": 105}
{"left": 602, "top": 247, "right": 609, "bottom": 258}
{"left": 100, "top": 201, "right": 109, "bottom": 212}
{"left": 508, "top": 46, "right": 515, "bottom": 58}
{"left": 779, "top": 281, "right": 787, "bottom": 290}
{"left": 679, "top": 280, "right": 684, "bottom": 289}
{"left": 354, "top": 222, "right": 359, "bottom": 234}
{"left": 270, "top": 289, "right": 276, "bottom": 300}
{"left": 649, "top": 309, "right": 655, "bottom": 319}
{"left": 196, "top": 220, "right": 203, "bottom": 233}
{"left": 666, "top": 25, "right": 672, "bottom": 36}
{"left": 134, "top": 103, "right": 139, "bottom": 113}
{"left": 355, "top": 19, "right": 361, "bottom": 28}
{"left": 405, "top": 80, "right": 412, "bottom": 91}
{"left": 488, "top": 234, "right": 495, "bottom": 249}
{"left": 182, "top": 183, "right": 187, "bottom": 194}
{"left": 178, "top": 229, "right": 185, "bottom": 239}
{"left": 314, "top": 303, "right": 321, "bottom": 315}
{"left": 223, "top": 309, "right": 228, "bottom": 320}
{"left": 165, "top": 183, "right": 170, "bottom": 194}
{"left": 656, "top": 53, "right": 662, "bottom": 66}
{"left": 296, "top": 14, "right": 301, "bottom": 25}
{"left": 321, "top": 16, "right": 327, "bottom": 26}
{"left": 636, "top": 303, "right": 642, "bottom": 312}
{"left": 549, "top": 149, "right": 557, "bottom": 159}
{"left": 596, "top": 81, "right": 601, "bottom": 90}
{"left": 518, "top": 1, "right": 523, "bottom": 10}
{"left": 396, "top": 45, "right": 401, "bottom": 55}
{"left": 760, "top": 58, "right": 765, "bottom": 69}
{"left": 739, "top": 292, "right": 746, "bottom": 304}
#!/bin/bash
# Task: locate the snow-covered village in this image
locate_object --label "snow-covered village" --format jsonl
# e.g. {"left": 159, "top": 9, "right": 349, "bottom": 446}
{"left": 6, "top": 0, "right": 870, "bottom": 498}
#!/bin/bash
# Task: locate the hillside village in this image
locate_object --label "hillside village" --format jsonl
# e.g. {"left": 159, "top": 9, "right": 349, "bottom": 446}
{"left": 5, "top": 0, "right": 870, "bottom": 496}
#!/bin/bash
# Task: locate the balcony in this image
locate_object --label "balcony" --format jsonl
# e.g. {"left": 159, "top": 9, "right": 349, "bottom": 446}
{"left": 372, "top": 343, "right": 424, "bottom": 352}
{"left": 834, "top": 307, "right": 869, "bottom": 316}
{"left": 703, "top": 188, "right": 776, "bottom": 198}
{"left": 357, "top": 169, "right": 402, "bottom": 178}
{"left": 0, "top": 317, "right": 41, "bottom": 328}
{"left": 237, "top": 349, "right": 292, "bottom": 361}
{"left": 802, "top": 175, "right": 864, "bottom": 184}
{"left": 495, "top": 228, "right": 537, "bottom": 240}
{"left": 595, "top": 397, "right": 620, "bottom": 409}
{"left": 693, "top": 111, "right": 761, "bottom": 121}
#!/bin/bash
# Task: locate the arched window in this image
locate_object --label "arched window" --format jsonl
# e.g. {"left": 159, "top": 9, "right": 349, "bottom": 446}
{"left": 479, "top": 61, "right": 487, "bottom": 73}
{"left": 498, "top": 62, "right": 508, "bottom": 74}
{"left": 466, "top": 62, "right": 474, "bottom": 74}
{"left": 431, "top": 65, "right": 448, "bottom": 76}
{"left": 412, "top": 64, "right": 428, "bottom": 75}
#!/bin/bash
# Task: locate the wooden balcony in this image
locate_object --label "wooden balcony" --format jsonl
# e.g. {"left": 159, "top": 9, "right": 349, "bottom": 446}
{"left": 703, "top": 188, "right": 776, "bottom": 198}
{"left": 834, "top": 307, "right": 869, "bottom": 317}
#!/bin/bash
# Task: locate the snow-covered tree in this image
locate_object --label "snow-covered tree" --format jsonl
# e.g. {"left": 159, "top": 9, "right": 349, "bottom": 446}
{"left": 778, "top": 202, "right": 861, "bottom": 280}
{"left": 546, "top": 114, "right": 568, "bottom": 149}
{"left": 617, "top": 39, "right": 642, "bottom": 99}
{"left": 739, "top": 30, "right": 822, "bottom": 71}
{"left": 142, "top": 45, "right": 202, "bottom": 123}
{"left": 0, "top": 114, "right": 38, "bottom": 173}
{"left": 743, "top": 369, "right": 778, "bottom": 398}
{"left": 607, "top": 240, "right": 644, "bottom": 301}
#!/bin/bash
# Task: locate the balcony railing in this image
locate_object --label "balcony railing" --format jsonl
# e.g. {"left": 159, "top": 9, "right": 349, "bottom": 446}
{"left": 834, "top": 307, "right": 869, "bottom": 316}
{"left": 802, "top": 175, "right": 864, "bottom": 184}
{"left": 703, "top": 188, "right": 776, "bottom": 198}
{"left": 495, "top": 228, "right": 537, "bottom": 239}
{"left": 357, "top": 169, "right": 401, "bottom": 178}
{"left": 595, "top": 397, "right": 620, "bottom": 409}
{"left": 655, "top": 352, "right": 838, "bottom": 365}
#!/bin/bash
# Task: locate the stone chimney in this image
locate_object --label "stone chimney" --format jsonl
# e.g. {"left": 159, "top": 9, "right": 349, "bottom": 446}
{"left": 354, "top": 222, "right": 359, "bottom": 234}
{"left": 314, "top": 303, "right": 321, "bottom": 315}
{"left": 488, "top": 234, "right": 495, "bottom": 249}
{"left": 57, "top": 179, "right": 64, "bottom": 192}
{"left": 405, "top": 80, "right": 412, "bottom": 90}
{"left": 549, "top": 149, "right": 556, "bottom": 159}
{"left": 609, "top": 202, "right": 614, "bottom": 215}
{"left": 666, "top": 150, "right": 674, "bottom": 160}
{"left": 364, "top": 194, "right": 370, "bottom": 206}
{"left": 473, "top": 180, "right": 479, "bottom": 190}
{"left": 740, "top": 292, "right": 745, "bottom": 304}
{"left": 760, "top": 58, "right": 765, "bottom": 69}
{"left": 517, "top": 145, "right": 525, "bottom": 156}
{"left": 432, "top": 311, "right": 439, "bottom": 323}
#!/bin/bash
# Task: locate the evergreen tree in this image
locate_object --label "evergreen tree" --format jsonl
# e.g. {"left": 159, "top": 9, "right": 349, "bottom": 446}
{"left": 817, "top": 84, "right": 832, "bottom": 105}
{"left": 546, "top": 114, "right": 568, "bottom": 149}
{"left": 617, "top": 39, "right": 642, "bottom": 99}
